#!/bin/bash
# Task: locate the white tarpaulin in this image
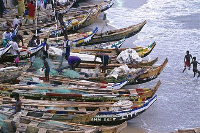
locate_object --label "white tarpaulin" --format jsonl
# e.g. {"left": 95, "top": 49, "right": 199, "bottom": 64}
{"left": 107, "top": 64, "right": 140, "bottom": 79}
{"left": 48, "top": 47, "right": 101, "bottom": 62}
{"left": 116, "top": 48, "right": 142, "bottom": 64}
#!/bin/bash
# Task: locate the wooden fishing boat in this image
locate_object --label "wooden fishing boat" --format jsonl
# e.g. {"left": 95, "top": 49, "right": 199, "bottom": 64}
{"left": 71, "top": 41, "right": 156, "bottom": 58}
{"left": 63, "top": 9, "right": 92, "bottom": 31}
{"left": 75, "top": 0, "right": 114, "bottom": 12}
{"left": 0, "top": 113, "right": 126, "bottom": 133}
{"left": 78, "top": 57, "right": 158, "bottom": 69}
{"left": 85, "top": 58, "right": 168, "bottom": 85}
{"left": 1, "top": 43, "right": 45, "bottom": 63}
{"left": 20, "top": 12, "right": 91, "bottom": 41}
{"left": 78, "top": 20, "right": 147, "bottom": 46}
{"left": 78, "top": 6, "right": 101, "bottom": 30}
{"left": 0, "top": 65, "right": 29, "bottom": 83}
{"left": 0, "top": 80, "right": 160, "bottom": 102}
{"left": 0, "top": 105, "right": 99, "bottom": 124}
{"left": 48, "top": 27, "right": 98, "bottom": 46}
{"left": 0, "top": 95, "right": 157, "bottom": 125}
{"left": 18, "top": 73, "right": 126, "bottom": 90}
{"left": 47, "top": 38, "right": 126, "bottom": 59}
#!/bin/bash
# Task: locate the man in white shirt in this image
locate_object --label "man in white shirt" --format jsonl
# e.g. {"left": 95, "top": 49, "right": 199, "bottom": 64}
{"left": 9, "top": 36, "right": 20, "bottom": 66}
{"left": 2, "top": 28, "right": 12, "bottom": 47}
{"left": 59, "top": 35, "right": 71, "bottom": 69}
{"left": 2, "top": 28, "right": 12, "bottom": 40}
{"left": 45, "top": 1, "right": 52, "bottom": 21}
{"left": 12, "top": 15, "right": 21, "bottom": 28}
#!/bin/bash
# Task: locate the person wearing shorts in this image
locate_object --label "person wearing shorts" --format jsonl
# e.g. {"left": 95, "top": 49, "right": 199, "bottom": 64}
{"left": 183, "top": 51, "right": 192, "bottom": 73}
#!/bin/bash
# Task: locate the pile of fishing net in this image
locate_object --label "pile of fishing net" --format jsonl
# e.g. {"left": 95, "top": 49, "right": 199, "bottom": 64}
{"left": 116, "top": 48, "right": 142, "bottom": 64}
{"left": 61, "top": 69, "right": 80, "bottom": 79}
{"left": 32, "top": 57, "right": 59, "bottom": 76}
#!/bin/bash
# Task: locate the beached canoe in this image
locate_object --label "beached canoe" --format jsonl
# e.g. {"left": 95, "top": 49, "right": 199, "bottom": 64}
{"left": 71, "top": 41, "right": 156, "bottom": 58}
{"left": 1, "top": 94, "right": 157, "bottom": 125}
{"left": 76, "top": 0, "right": 114, "bottom": 12}
{"left": 0, "top": 115, "right": 126, "bottom": 133}
{"left": 79, "top": 57, "right": 158, "bottom": 69}
{"left": 48, "top": 27, "right": 98, "bottom": 46}
{"left": 85, "top": 58, "right": 168, "bottom": 85}
{"left": 77, "top": 20, "right": 147, "bottom": 46}
{"left": 17, "top": 72, "right": 127, "bottom": 90}
{"left": 20, "top": 108, "right": 100, "bottom": 124}
{"left": 1, "top": 43, "right": 45, "bottom": 63}
{"left": 0, "top": 80, "right": 160, "bottom": 102}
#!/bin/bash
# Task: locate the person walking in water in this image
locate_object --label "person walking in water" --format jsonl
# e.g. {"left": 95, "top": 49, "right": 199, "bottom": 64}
{"left": 190, "top": 57, "right": 200, "bottom": 77}
{"left": 183, "top": 51, "right": 192, "bottom": 73}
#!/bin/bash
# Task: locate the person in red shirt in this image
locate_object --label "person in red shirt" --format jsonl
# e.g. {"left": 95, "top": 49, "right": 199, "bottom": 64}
{"left": 25, "top": 1, "right": 35, "bottom": 24}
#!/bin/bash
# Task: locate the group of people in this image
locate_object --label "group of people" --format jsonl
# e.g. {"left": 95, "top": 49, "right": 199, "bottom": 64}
{"left": 183, "top": 51, "right": 200, "bottom": 77}
{"left": 1, "top": 15, "right": 23, "bottom": 66}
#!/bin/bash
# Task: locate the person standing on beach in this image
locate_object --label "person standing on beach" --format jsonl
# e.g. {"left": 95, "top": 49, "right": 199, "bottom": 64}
{"left": 9, "top": 36, "right": 20, "bottom": 66}
{"left": 59, "top": 35, "right": 70, "bottom": 69}
{"left": 9, "top": 93, "right": 22, "bottom": 132}
{"left": 12, "top": 15, "right": 22, "bottom": 28}
{"left": 28, "top": 35, "right": 37, "bottom": 66}
{"left": 42, "top": 56, "right": 50, "bottom": 82}
{"left": 25, "top": 1, "right": 35, "bottom": 24}
{"left": 45, "top": 1, "right": 53, "bottom": 21}
{"left": 17, "top": 0, "right": 25, "bottom": 16}
{"left": 190, "top": 57, "right": 200, "bottom": 77}
{"left": 2, "top": 28, "right": 12, "bottom": 47}
{"left": 94, "top": 53, "right": 110, "bottom": 73}
{"left": 42, "top": 38, "right": 49, "bottom": 58}
{"left": 183, "top": 51, "right": 192, "bottom": 73}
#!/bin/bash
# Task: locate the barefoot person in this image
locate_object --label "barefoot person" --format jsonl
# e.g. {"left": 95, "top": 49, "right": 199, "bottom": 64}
{"left": 59, "top": 35, "right": 70, "bottom": 69}
{"left": 183, "top": 51, "right": 192, "bottom": 73}
{"left": 42, "top": 56, "right": 50, "bottom": 82}
{"left": 65, "top": 55, "right": 81, "bottom": 70}
{"left": 9, "top": 93, "right": 22, "bottom": 132}
{"left": 190, "top": 57, "right": 200, "bottom": 77}
{"left": 94, "top": 53, "right": 110, "bottom": 73}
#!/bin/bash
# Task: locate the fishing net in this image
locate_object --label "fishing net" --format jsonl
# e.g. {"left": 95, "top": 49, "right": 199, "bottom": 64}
{"left": 32, "top": 57, "right": 44, "bottom": 70}
{"left": 32, "top": 57, "right": 59, "bottom": 76}
{"left": 49, "top": 69, "right": 59, "bottom": 76}
{"left": 0, "top": 114, "right": 11, "bottom": 133}
{"left": 61, "top": 69, "right": 80, "bottom": 79}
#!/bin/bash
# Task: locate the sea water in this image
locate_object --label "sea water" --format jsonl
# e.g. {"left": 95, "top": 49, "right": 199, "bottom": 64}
{"left": 105, "top": 0, "right": 200, "bottom": 132}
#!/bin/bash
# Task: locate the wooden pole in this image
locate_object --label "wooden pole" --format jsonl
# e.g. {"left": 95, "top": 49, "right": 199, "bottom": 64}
{"left": 35, "top": 0, "right": 38, "bottom": 36}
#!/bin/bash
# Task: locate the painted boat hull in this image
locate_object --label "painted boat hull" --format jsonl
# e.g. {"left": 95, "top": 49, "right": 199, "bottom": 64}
{"left": 84, "top": 20, "right": 147, "bottom": 45}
